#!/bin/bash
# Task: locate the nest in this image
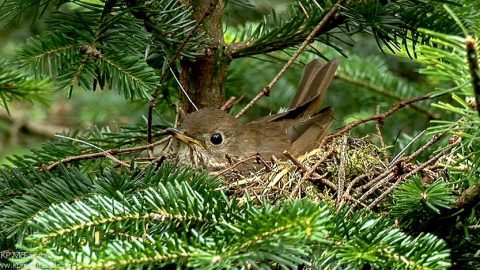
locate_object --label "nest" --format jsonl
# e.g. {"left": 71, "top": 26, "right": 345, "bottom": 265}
{"left": 161, "top": 131, "right": 454, "bottom": 209}
{"left": 222, "top": 136, "right": 388, "bottom": 206}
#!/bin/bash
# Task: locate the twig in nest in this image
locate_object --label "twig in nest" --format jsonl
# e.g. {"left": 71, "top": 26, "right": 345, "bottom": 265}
{"left": 220, "top": 96, "right": 237, "bottom": 111}
{"left": 389, "top": 130, "right": 427, "bottom": 166}
{"left": 375, "top": 105, "right": 389, "bottom": 163}
{"left": 256, "top": 154, "right": 272, "bottom": 171}
{"left": 344, "top": 173, "right": 373, "bottom": 198}
{"left": 234, "top": 0, "right": 346, "bottom": 118}
{"left": 404, "top": 133, "right": 445, "bottom": 161}
{"left": 310, "top": 173, "right": 335, "bottom": 189}
{"left": 358, "top": 172, "right": 396, "bottom": 202}
{"left": 44, "top": 136, "right": 172, "bottom": 171}
{"left": 214, "top": 155, "right": 257, "bottom": 176}
{"left": 366, "top": 140, "right": 460, "bottom": 210}
{"left": 302, "top": 143, "right": 336, "bottom": 181}
{"left": 289, "top": 146, "right": 336, "bottom": 197}
{"left": 324, "top": 95, "right": 431, "bottom": 142}
{"left": 336, "top": 136, "right": 348, "bottom": 207}
{"left": 283, "top": 150, "right": 308, "bottom": 172}
{"left": 358, "top": 133, "right": 446, "bottom": 201}
{"left": 310, "top": 174, "right": 368, "bottom": 208}
{"left": 338, "top": 156, "right": 374, "bottom": 209}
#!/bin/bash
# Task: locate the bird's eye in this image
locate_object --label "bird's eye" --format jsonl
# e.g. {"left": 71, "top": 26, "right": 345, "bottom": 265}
{"left": 210, "top": 133, "right": 223, "bottom": 145}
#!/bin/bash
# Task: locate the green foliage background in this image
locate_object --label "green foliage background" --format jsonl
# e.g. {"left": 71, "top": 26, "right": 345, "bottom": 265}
{"left": 0, "top": 0, "right": 479, "bottom": 269}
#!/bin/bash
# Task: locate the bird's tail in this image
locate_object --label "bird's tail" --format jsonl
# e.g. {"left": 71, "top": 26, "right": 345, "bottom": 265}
{"left": 290, "top": 59, "right": 339, "bottom": 117}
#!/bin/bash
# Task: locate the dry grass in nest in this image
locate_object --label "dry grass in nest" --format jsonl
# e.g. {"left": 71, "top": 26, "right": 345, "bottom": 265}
{"left": 222, "top": 136, "right": 388, "bottom": 205}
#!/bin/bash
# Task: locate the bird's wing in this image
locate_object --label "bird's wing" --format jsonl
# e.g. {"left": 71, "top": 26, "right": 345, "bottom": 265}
{"left": 288, "top": 107, "right": 334, "bottom": 155}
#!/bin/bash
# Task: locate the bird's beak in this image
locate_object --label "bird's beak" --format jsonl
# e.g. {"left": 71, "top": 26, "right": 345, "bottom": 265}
{"left": 165, "top": 128, "right": 204, "bottom": 148}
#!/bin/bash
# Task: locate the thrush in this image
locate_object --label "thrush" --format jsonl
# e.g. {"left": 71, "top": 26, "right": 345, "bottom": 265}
{"left": 169, "top": 59, "right": 339, "bottom": 171}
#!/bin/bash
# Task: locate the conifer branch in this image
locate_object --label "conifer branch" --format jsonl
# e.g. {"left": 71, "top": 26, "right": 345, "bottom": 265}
{"left": 235, "top": 0, "right": 346, "bottom": 118}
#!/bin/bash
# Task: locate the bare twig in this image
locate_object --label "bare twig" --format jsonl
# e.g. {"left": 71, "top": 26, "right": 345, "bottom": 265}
{"left": 336, "top": 74, "right": 438, "bottom": 119}
{"left": 366, "top": 146, "right": 452, "bottom": 210}
{"left": 234, "top": 0, "right": 346, "bottom": 118}
{"left": 55, "top": 135, "right": 130, "bottom": 169}
{"left": 358, "top": 133, "right": 445, "bottom": 201}
{"left": 310, "top": 174, "right": 337, "bottom": 190}
{"left": 290, "top": 146, "right": 335, "bottom": 196}
{"left": 302, "top": 143, "right": 336, "bottom": 181}
{"left": 404, "top": 133, "right": 445, "bottom": 161}
{"left": 311, "top": 174, "right": 368, "bottom": 207}
{"left": 283, "top": 150, "right": 308, "bottom": 172}
{"left": 336, "top": 136, "right": 347, "bottom": 206}
{"left": 389, "top": 130, "right": 427, "bottom": 166}
{"left": 324, "top": 95, "right": 431, "bottom": 142}
{"left": 357, "top": 133, "right": 446, "bottom": 203}
{"left": 345, "top": 173, "right": 373, "bottom": 197}
{"left": 454, "top": 180, "right": 480, "bottom": 209}
{"left": 45, "top": 136, "right": 172, "bottom": 170}
{"left": 214, "top": 155, "right": 257, "bottom": 176}
{"left": 170, "top": 67, "right": 198, "bottom": 111}
{"left": 375, "top": 105, "right": 389, "bottom": 164}
{"left": 256, "top": 154, "right": 272, "bottom": 171}
{"left": 358, "top": 172, "right": 396, "bottom": 202}
{"left": 220, "top": 96, "right": 237, "bottom": 111}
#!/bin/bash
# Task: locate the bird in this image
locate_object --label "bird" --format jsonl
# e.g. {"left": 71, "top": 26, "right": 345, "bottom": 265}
{"left": 169, "top": 59, "right": 339, "bottom": 171}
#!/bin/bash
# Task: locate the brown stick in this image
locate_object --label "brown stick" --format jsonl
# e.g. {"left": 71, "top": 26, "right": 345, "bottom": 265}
{"left": 234, "top": 0, "right": 346, "bottom": 118}
{"left": 301, "top": 143, "right": 336, "bottom": 182}
{"left": 336, "top": 136, "right": 348, "bottom": 206}
{"left": 283, "top": 150, "right": 308, "bottom": 172}
{"left": 366, "top": 147, "right": 451, "bottom": 210}
{"left": 289, "top": 146, "right": 335, "bottom": 197}
{"left": 324, "top": 95, "right": 431, "bottom": 142}
{"left": 375, "top": 105, "right": 389, "bottom": 164}
{"left": 358, "top": 172, "right": 396, "bottom": 202}
{"left": 358, "top": 133, "right": 445, "bottom": 201}
{"left": 404, "top": 133, "right": 445, "bottom": 161}
{"left": 220, "top": 96, "right": 237, "bottom": 111}
{"left": 454, "top": 181, "right": 480, "bottom": 209}
{"left": 356, "top": 168, "right": 396, "bottom": 193}
{"left": 256, "top": 154, "right": 272, "bottom": 171}
{"left": 214, "top": 155, "right": 257, "bottom": 175}
{"left": 44, "top": 136, "right": 172, "bottom": 170}
{"left": 345, "top": 173, "right": 373, "bottom": 197}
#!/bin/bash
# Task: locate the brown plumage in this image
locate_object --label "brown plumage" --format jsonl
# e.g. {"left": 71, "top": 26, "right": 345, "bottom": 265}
{"left": 174, "top": 59, "right": 339, "bottom": 170}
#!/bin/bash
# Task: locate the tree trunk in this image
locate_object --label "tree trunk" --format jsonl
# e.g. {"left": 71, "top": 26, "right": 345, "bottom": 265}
{"left": 180, "top": 0, "right": 227, "bottom": 113}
